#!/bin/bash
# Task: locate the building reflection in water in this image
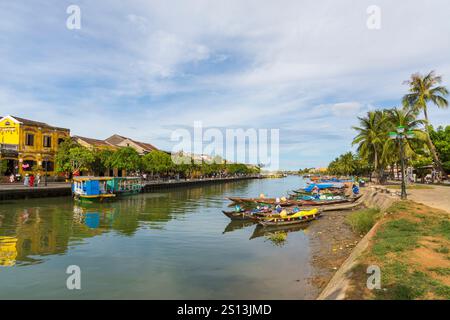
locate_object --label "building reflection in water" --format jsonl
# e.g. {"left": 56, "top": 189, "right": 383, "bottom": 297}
{"left": 0, "top": 180, "right": 244, "bottom": 267}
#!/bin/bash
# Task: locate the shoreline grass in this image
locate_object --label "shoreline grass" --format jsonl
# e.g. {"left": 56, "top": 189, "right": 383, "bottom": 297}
{"left": 346, "top": 201, "right": 450, "bottom": 300}
{"left": 345, "top": 208, "right": 382, "bottom": 234}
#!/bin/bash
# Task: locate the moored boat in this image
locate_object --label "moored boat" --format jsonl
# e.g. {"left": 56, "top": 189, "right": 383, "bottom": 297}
{"left": 72, "top": 177, "right": 116, "bottom": 202}
{"left": 108, "top": 177, "right": 143, "bottom": 196}
{"left": 72, "top": 176, "right": 144, "bottom": 202}
{"left": 227, "top": 195, "right": 360, "bottom": 207}
{"left": 258, "top": 208, "right": 321, "bottom": 227}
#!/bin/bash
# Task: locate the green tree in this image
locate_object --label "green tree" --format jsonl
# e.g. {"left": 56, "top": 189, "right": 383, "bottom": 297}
{"left": 56, "top": 139, "right": 94, "bottom": 174}
{"left": 91, "top": 149, "right": 115, "bottom": 176}
{"left": 430, "top": 125, "right": 450, "bottom": 173}
{"left": 110, "top": 147, "right": 142, "bottom": 172}
{"left": 352, "top": 110, "right": 388, "bottom": 180}
{"left": 0, "top": 160, "right": 7, "bottom": 175}
{"left": 142, "top": 150, "right": 173, "bottom": 176}
{"left": 402, "top": 71, "right": 449, "bottom": 175}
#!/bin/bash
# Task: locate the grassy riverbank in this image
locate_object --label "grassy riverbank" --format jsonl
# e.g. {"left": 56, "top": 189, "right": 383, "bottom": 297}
{"left": 347, "top": 201, "right": 450, "bottom": 299}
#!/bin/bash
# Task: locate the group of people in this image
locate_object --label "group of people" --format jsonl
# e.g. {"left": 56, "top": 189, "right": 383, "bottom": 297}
{"left": 21, "top": 173, "right": 41, "bottom": 187}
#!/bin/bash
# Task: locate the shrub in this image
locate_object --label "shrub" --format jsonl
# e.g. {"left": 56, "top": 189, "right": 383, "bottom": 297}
{"left": 345, "top": 208, "right": 381, "bottom": 234}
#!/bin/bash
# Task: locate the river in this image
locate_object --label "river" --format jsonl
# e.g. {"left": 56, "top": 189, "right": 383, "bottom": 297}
{"left": 0, "top": 176, "right": 327, "bottom": 299}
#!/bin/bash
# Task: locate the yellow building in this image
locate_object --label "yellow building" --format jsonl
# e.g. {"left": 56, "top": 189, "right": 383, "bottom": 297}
{"left": 0, "top": 115, "right": 70, "bottom": 176}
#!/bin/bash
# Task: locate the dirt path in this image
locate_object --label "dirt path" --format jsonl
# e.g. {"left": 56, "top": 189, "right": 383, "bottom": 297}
{"left": 401, "top": 185, "right": 450, "bottom": 213}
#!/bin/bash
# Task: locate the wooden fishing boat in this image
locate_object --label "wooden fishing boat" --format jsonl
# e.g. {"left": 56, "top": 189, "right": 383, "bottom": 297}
{"left": 258, "top": 208, "right": 321, "bottom": 227}
{"left": 291, "top": 189, "right": 344, "bottom": 196}
{"left": 222, "top": 210, "right": 257, "bottom": 221}
{"left": 227, "top": 195, "right": 360, "bottom": 207}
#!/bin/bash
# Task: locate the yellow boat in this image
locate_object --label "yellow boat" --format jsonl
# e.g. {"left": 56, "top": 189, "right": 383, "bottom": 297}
{"left": 258, "top": 208, "right": 321, "bottom": 227}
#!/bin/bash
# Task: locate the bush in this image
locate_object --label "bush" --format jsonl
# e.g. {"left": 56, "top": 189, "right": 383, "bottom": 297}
{"left": 345, "top": 208, "right": 381, "bottom": 234}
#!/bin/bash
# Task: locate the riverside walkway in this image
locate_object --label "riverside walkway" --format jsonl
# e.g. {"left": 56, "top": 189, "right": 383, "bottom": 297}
{"left": 0, "top": 175, "right": 260, "bottom": 200}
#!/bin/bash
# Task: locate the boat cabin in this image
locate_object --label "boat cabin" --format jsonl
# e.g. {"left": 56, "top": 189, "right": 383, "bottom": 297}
{"left": 72, "top": 177, "right": 116, "bottom": 200}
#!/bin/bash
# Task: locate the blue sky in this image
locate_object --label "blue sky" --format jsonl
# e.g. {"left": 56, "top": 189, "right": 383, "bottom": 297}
{"left": 1, "top": 0, "right": 450, "bottom": 170}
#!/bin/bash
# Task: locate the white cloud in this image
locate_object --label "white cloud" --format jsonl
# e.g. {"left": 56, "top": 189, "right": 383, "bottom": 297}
{"left": 0, "top": 0, "right": 450, "bottom": 169}
{"left": 331, "top": 102, "right": 362, "bottom": 117}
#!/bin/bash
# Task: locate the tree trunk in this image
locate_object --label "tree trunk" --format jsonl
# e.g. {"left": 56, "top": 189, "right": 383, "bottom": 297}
{"left": 423, "top": 107, "right": 445, "bottom": 177}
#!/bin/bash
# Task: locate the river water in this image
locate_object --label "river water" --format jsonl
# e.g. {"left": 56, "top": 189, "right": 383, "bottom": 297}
{"left": 0, "top": 176, "right": 323, "bottom": 299}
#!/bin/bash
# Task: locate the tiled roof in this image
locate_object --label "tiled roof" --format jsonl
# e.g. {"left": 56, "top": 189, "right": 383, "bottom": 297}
{"left": 130, "top": 139, "right": 157, "bottom": 152}
{"left": 73, "top": 135, "right": 113, "bottom": 147}
{"left": 2, "top": 115, "right": 70, "bottom": 131}
{"left": 105, "top": 134, "right": 127, "bottom": 146}
{"left": 105, "top": 134, "right": 158, "bottom": 152}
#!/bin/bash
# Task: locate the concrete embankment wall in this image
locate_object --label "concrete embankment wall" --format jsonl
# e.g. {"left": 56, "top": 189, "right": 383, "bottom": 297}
{"left": 0, "top": 186, "right": 72, "bottom": 201}
{"left": 0, "top": 176, "right": 259, "bottom": 201}
{"left": 317, "top": 187, "right": 398, "bottom": 300}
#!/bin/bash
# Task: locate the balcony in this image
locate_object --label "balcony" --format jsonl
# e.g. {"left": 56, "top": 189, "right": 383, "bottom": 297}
{"left": 0, "top": 144, "right": 18, "bottom": 151}
{"left": 0, "top": 144, "right": 19, "bottom": 157}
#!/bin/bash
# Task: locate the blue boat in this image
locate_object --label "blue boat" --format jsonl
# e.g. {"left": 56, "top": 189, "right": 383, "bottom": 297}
{"left": 72, "top": 176, "right": 144, "bottom": 202}
{"left": 72, "top": 177, "right": 116, "bottom": 202}
{"left": 303, "top": 182, "right": 345, "bottom": 193}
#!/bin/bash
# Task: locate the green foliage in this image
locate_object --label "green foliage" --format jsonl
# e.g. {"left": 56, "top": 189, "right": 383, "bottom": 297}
{"left": 265, "top": 232, "right": 288, "bottom": 247}
{"left": 56, "top": 139, "right": 95, "bottom": 173}
{"left": 327, "top": 152, "right": 370, "bottom": 176}
{"left": 91, "top": 149, "right": 115, "bottom": 175}
{"left": 402, "top": 71, "right": 449, "bottom": 173}
{"left": 430, "top": 125, "right": 450, "bottom": 173}
{"left": 0, "top": 160, "right": 7, "bottom": 175}
{"left": 110, "top": 147, "right": 142, "bottom": 172}
{"left": 345, "top": 208, "right": 381, "bottom": 234}
{"left": 298, "top": 168, "right": 314, "bottom": 174}
{"left": 55, "top": 139, "right": 256, "bottom": 178}
{"left": 328, "top": 71, "right": 448, "bottom": 180}
{"left": 142, "top": 150, "right": 173, "bottom": 174}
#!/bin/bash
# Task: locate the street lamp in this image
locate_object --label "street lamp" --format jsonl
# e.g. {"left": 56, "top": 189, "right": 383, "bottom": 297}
{"left": 389, "top": 126, "right": 415, "bottom": 200}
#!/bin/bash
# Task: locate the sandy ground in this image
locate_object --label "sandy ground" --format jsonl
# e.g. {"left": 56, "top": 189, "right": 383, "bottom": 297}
{"left": 307, "top": 206, "right": 363, "bottom": 298}
{"left": 403, "top": 185, "right": 450, "bottom": 213}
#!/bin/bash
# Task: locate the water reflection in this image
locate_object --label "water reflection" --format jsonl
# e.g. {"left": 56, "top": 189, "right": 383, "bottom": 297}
{"left": 0, "top": 180, "right": 260, "bottom": 267}
{"left": 0, "top": 176, "right": 318, "bottom": 299}
{"left": 250, "top": 223, "right": 309, "bottom": 240}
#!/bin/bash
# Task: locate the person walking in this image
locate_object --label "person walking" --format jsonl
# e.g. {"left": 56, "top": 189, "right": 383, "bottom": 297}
{"left": 29, "top": 174, "right": 35, "bottom": 188}
{"left": 36, "top": 173, "right": 41, "bottom": 186}
{"left": 23, "top": 174, "right": 29, "bottom": 187}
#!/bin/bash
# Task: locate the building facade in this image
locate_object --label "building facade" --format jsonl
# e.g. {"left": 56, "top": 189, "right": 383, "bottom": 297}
{"left": 0, "top": 115, "right": 70, "bottom": 176}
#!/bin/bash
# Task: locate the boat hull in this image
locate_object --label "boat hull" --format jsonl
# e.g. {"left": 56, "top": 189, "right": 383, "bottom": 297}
{"left": 258, "top": 212, "right": 320, "bottom": 227}
{"left": 227, "top": 195, "right": 360, "bottom": 207}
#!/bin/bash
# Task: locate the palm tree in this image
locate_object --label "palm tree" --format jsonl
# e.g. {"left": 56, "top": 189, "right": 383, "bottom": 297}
{"left": 340, "top": 152, "right": 356, "bottom": 176}
{"left": 402, "top": 71, "right": 449, "bottom": 175}
{"left": 384, "top": 107, "right": 426, "bottom": 180}
{"left": 352, "top": 110, "right": 388, "bottom": 181}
